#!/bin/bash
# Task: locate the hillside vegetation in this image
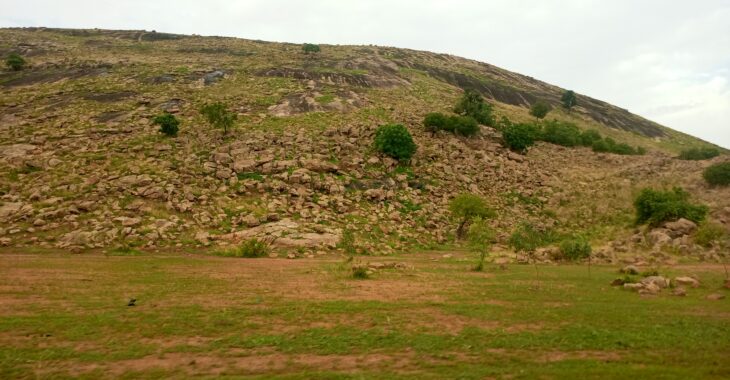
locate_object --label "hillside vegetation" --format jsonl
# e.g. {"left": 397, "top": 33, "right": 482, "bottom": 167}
{"left": 0, "top": 27, "right": 728, "bottom": 262}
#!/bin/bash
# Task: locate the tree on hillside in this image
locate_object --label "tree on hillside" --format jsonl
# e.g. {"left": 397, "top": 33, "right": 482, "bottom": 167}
{"left": 200, "top": 102, "right": 237, "bottom": 135}
{"left": 373, "top": 124, "right": 417, "bottom": 162}
{"left": 561, "top": 90, "right": 577, "bottom": 111}
{"left": 529, "top": 100, "right": 551, "bottom": 121}
{"left": 468, "top": 217, "right": 495, "bottom": 272}
{"left": 454, "top": 89, "right": 495, "bottom": 126}
{"left": 302, "top": 43, "right": 321, "bottom": 54}
{"left": 449, "top": 193, "right": 496, "bottom": 239}
{"left": 5, "top": 53, "right": 26, "bottom": 71}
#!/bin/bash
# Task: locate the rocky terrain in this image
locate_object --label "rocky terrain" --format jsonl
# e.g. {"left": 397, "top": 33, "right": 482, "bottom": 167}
{"left": 0, "top": 27, "right": 728, "bottom": 263}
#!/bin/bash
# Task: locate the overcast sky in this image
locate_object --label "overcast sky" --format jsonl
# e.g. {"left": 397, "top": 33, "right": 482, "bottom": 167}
{"left": 2, "top": 0, "right": 729, "bottom": 148}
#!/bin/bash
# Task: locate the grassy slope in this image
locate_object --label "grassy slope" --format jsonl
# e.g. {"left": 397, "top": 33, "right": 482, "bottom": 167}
{"left": 0, "top": 253, "right": 728, "bottom": 379}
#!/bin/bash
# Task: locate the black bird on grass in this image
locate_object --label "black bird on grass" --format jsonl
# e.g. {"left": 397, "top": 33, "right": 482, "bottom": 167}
{"left": 127, "top": 298, "right": 136, "bottom": 307}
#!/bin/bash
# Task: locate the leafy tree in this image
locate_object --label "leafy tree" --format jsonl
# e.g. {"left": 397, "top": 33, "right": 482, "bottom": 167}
{"left": 679, "top": 147, "right": 720, "bottom": 161}
{"left": 508, "top": 223, "right": 556, "bottom": 288}
{"left": 468, "top": 217, "right": 495, "bottom": 272}
{"left": 152, "top": 113, "right": 180, "bottom": 137}
{"left": 540, "top": 120, "right": 580, "bottom": 147}
{"left": 451, "top": 115, "right": 480, "bottom": 137}
{"left": 373, "top": 124, "right": 417, "bottom": 162}
{"left": 302, "top": 43, "right": 321, "bottom": 53}
{"left": 579, "top": 129, "right": 602, "bottom": 146}
{"left": 502, "top": 123, "right": 539, "bottom": 153}
{"left": 561, "top": 90, "right": 577, "bottom": 110}
{"left": 423, "top": 112, "right": 449, "bottom": 135}
{"left": 703, "top": 162, "right": 730, "bottom": 187}
{"left": 454, "top": 89, "right": 495, "bottom": 126}
{"left": 200, "top": 102, "right": 237, "bottom": 134}
{"left": 5, "top": 53, "right": 26, "bottom": 71}
{"left": 560, "top": 237, "right": 592, "bottom": 261}
{"left": 634, "top": 187, "right": 708, "bottom": 226}
{"left": 529, "top": 101, "right": 551, "bottom": 121}
{"left": 449, "top": 193, "right": 496, "bottom": 239}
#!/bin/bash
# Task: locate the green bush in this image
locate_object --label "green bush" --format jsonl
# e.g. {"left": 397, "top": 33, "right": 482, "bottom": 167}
{"left": 678, "top": 147, "right": 720, "bottom": 161}
{"left": 451, "top": 115, "right": 480, "bottom": 137}
{"left": 559, "top": 237, "right": 592, "bottom": 261}
{"left": 634, "top": 187, "right": 708, "bottom": 226}
{"left": 561, "top": 90, "right": 577, "bottom": 110}
{"left": 200, "top": 102, "right": 237, "bottom": 134}
{"left": 152, "top": 113, "right": 180, "bottom": 137}
{"left": 302, "top": 43, "right": 321, "bottom": 53}
{"left": 216, "top": 239, "right": 270, "bottom": 258}
{"left": 529, "top": 101, "right": 551, "bottom": 120}
{"left": 592, "top": 137, "right": 643, "bottom": 155}
{"left": 454, "top": 89, "right": 495, "bottom": 126}
{"left": 373, "top": 124, "right": 417, "bottom": 162}
{"left": 694, "top": 223, "right": 728, "bottom": 248}
{"left": 703, "top": 162, "right": 730, "bottom": 186}
{"left": 5, "top": 53, "right": 26, "bottom": 71}
{"left": 449, "top": 193, "right": 496, "bottom": 239}
{"left": 423, "top": 112, "right": 449, "bottom": 134}
{"left": 541, "top": 120, "right": 581, "bottom": 147}
{"left": 579, "top": 130, "right": 602, "bottom": 146}
{"left": 502, "top": 123, "right": 539, "bottom": 152}
{"left": 508, "top": 223, "right": 556, "bottom": 253}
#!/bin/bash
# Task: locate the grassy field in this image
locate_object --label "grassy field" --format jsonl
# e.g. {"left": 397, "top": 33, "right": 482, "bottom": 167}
{"left": 0, "top": 251, "right": 728, "bottom": 379}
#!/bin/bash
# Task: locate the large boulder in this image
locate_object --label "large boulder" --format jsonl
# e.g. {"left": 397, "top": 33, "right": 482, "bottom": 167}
{"left": 647, "top": 229, "right": 672, "bottom": 247}
{"left": 663, "top": 218, "right": 697, "bottom": 238}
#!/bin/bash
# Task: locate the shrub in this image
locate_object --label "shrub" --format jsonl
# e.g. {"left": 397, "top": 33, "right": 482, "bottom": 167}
{"left": 338, "top": 229, "right": 357, "bottom": 255}
{"left": 468, "top": 217, "right": 495, "bottom": 271}
{"left": 529, "top": 101, "right": 551, "bottom": 120}
{"left": 449, "top": 193, "right": 496, "bottom": 239}
{"left": 200, "top": 102, "right": 237, "bottom": 134}
{"left": 508, "top": 223, "right": 557, "bottom": 253}
{"left": 152, "top": 113, "right": 180, "bottom": 137}
{"left": 703, "top": 162, "right": 730, "bottom": 186}
{"left": 579, "top": 129, "right": 602, "bottom": 146}
{"left": 592, "top": 137, "right": 643, "bottom": 155}
{"left": 634, "top": 187, "right": 708, "bottom": 226}
{"left": 541, "top": 120, "right": 581, "bottom": 147}
{"left": 351, "top": 264, "right": 369, "bottom": 279}
{"left": 5, "top": 53, "right": 26, "bottom": 71}
{"left": 451, "top": 115, "right": 480, "bottom": 137}
{"left": 302, "top": 43, "right": 321, "bottom": 53}
{"left": 216, "top": 239, "right": 270, "bottom": 258}
{"left": 454, "top": 89, "right": 495, "bottom": 126}
{"left": 373, "top": 124, "right": 417, "bottom": 162}
{"left": 678, "top": 147, "right": 720, "bottom": 161}
{"left": 423, "top": 112, "right": 449, "bottom": 134}
{"left": 694, "top": 223, "right": 728, "bottom": 248}
{"left": 502, "top": 123, "right": 539, "bottom": 153}
{"left": 561, "top": 90, "right": 577, "bottom": 110}
{"left": 559, "top": 237, "right": 592, "bottom": 261}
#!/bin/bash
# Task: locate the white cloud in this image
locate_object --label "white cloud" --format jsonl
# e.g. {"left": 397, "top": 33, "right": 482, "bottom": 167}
{"left": 1, "top": 0, "right": 728, "bottom": 147}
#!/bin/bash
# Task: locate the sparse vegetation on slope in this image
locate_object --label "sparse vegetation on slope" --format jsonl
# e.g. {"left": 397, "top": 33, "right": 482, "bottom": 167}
{"left": 703, "top": 162, "right": 730, "bottom": 186}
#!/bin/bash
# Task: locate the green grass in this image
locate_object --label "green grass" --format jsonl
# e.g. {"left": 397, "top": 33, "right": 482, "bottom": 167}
{"left": 0, "top": 252, "right": 728, "bottom": 378}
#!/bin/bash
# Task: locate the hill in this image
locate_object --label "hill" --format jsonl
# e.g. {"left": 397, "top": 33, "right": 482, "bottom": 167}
{"left": 0, "top": 27, "right": 728, "bottom": 260}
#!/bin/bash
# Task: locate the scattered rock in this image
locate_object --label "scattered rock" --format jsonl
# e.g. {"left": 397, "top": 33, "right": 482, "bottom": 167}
{"left": 620, "top": 265, "right": 639, "bottom": 275}
{"left": 706, "top": 293, "right": 725, "bottom": 301}
{"left": 641, "top": 276, "right": 669, "bottom": 289}
{"left": 672, "top": 287, "right": 687, "bottom": 297}
{"left": 673, "top": 276, "right": 700, "bottom": 288}
{"left": 663, "top": 218, "right": 697, "bottom": 238}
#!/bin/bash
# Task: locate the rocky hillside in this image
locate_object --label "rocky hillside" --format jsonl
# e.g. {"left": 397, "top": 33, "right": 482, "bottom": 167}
{"left": 0, "top": 28, "right": 727, "bottom": 261}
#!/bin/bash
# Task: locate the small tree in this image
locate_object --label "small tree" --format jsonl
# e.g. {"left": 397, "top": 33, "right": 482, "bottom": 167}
{"left": 451, "top": 115, "right": 480, "bottom": 137}
{"left": 561, "top": 90, "right": 577, "bottom": 111}
{"left": 559, "top": 237, "right": 592, "bottom": 261}
{"left": 152, "top": 113, "right": 180, "bottom": 137}
{"left": 508, "top": 223, "right": 555, "bottom": 289}
{"left": 5, "top": 53, "right": 26, "bottom": 71}
{"left": 302, "top": 43, "right": 321, "bottom": 53}
{"left": 529, "top": 101, "right": 551, "bottom": 121}
{"left": 373, "top": 124, "right": 417, "bottom": 162}
{"left": 454, "top": 89, "right": 495, "bottom": 126}
{"left": 634, "top": 187, "right": 708, "bottom": 226}
{"left": 449, "top": 193, "right": 496, "bottom": 239}
{"left": 502, "top": 123, "right": 539, "bottom": 153}
{"left": 200, "top": 102, "right": 237, "bottom": 134}
{"left": 423, "top": 112, "right": 449, "bottom": 135}
{"left": 468, "top": 217, "right": 495, "bottom": 272}
{"left": 703, "top": 162, "right": 730, "bottom": 187}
